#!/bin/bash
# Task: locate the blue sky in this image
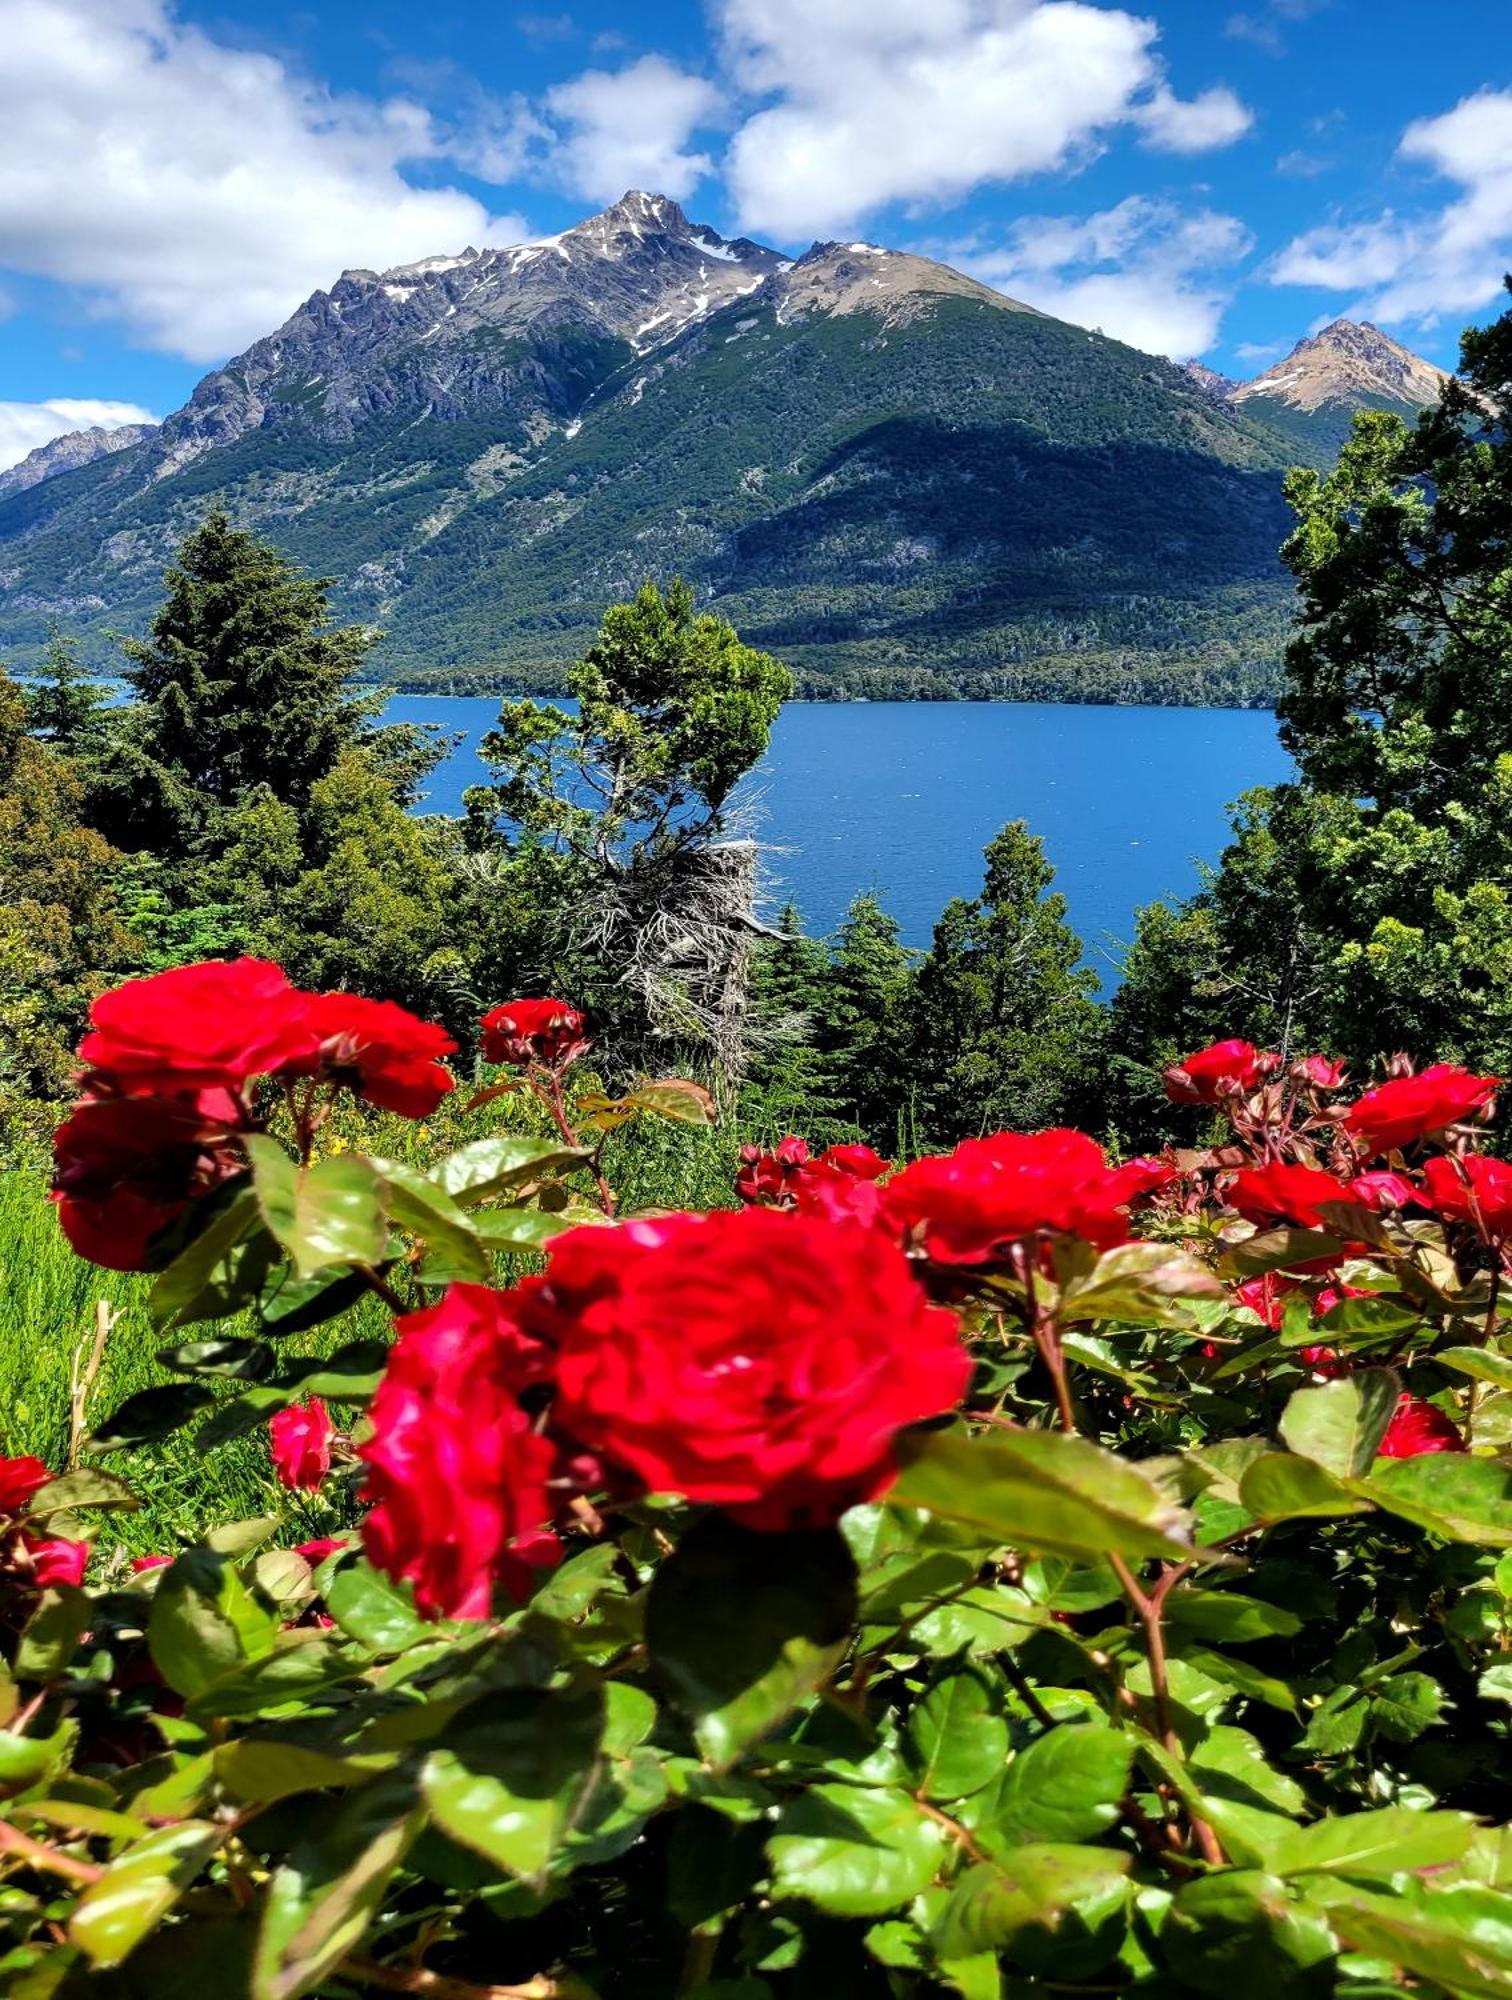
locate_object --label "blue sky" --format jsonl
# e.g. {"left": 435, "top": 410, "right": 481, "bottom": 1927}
{"left": 0, "top": 0, "right": 1508, "bottom": 467}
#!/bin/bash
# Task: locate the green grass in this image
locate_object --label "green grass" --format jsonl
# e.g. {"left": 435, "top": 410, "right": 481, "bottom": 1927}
{"left": 0, "top": 1108, "right": 742, "bottom": 1562}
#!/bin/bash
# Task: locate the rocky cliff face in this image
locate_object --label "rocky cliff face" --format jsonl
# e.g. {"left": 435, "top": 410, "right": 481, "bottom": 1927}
{"left": 1226, "top": 319, "right": 1446, "bottom": 414}
{"left": 0, "top": 420, "right": 158, "bottom": 498}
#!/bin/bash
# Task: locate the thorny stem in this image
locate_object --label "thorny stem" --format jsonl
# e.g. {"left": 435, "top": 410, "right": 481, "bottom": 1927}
{"left": 913, "top": 1795, "right": 991, "bottom": 1866}
{"left": 360, "top": 1265, "right": 410, "bottom": 1316}
{"left": 535, "top": 1069, "right": 616, "bottom": 1217}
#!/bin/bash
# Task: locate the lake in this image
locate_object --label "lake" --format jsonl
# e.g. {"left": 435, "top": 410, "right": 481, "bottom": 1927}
{"left": 386, "top": 697, "right": 1291, "bottom": 979}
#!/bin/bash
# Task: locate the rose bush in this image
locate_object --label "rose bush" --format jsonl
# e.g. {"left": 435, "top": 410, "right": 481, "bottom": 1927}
{"left": 5, "top": 969, "right": 1512, "bottom": 1998}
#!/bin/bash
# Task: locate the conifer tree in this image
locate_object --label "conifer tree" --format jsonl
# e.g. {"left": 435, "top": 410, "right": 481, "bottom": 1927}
{"left": 24, "top": 624, "right": 112, "bottom": 758}
{"left": 815, "top": 893, "right": 916, "bottom": 1146}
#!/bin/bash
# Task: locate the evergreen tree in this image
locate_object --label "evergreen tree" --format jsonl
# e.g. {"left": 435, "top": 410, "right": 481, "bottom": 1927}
{"left": 24, "top": 624, "right": 113, "bottom": 757}
{"left": 814, "top": 893, "right": 917, "bottom": 1148}
{"left": 910, "top": 821, "right": 1103, "bottom": 1140}
{"left": 739, "top": 904, "right": 848, "bottom": 1142}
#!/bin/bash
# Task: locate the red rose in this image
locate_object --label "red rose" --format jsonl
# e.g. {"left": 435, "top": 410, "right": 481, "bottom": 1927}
{"left": 21, "top": 1534, "right": 88, "bottom": 1588}
{"left": 0, "top": 1455, "right": 51, "bottom": 1516}
{"left": 735, "top": 1135, "right": 811, "bottom": 1206}
{"left": 480, "top": 998, "right": 589, "bottom": 1071}
{"left": 1341, "top": 1065, "right": 1499, "bottom": 1154}
{"left": 882, "top": 1129, "right": 1165, "bottom": 1265}
{"left": 294, "top": 1537, "right": 348, "bottom": 1567}
{"left": 51, "top": 1091, "right": 245, "bottom": 1271}
{"left": 287, "top": 992, "right": 456, "bottom": 1119}
{"left": 1296, "top": 1054, "right": 1348, "bottom": 1091}
{"left": 359, "top": 1284, "right": 560, "bottom": 1619}
{"left": 1377, "top": 1394, "right": 1464, "bottom": 1459}
{"left": 130, "top": 1554, "right": 172, "bottom": 1573}
{"left": 78, "top": 957, "right": 318, "bottom": 1093}
{"left": 1163, "top": 1039, "right": 1271, "bottom": 1105}
{"left": 792, "top": 1144, "right": 893, "bottom": 1224}
{"left": 1234, "top": 1274, "right": 1293, "bottom": 1329}
{"left": 536, "top": 1209, "right": 969, "bottom": 1530}
{"left": 1229, "top": 1161, "right": 1364, "bottom": 1232}
{"left": 1348, "top": 1170, "right": 1416, "bottom": 1212}
{"left": 1297, "top": 1345, "right": 1348, "bottom": 1376}
{"left": 1421, "top": 1154, "right": 1512, "bottom": 1241}
{"left": 1313, "top": 1280, "right": 1374, "bottom": 1318}
{"left": 268, "top": 1399, "right": 334, "bottom": 1491}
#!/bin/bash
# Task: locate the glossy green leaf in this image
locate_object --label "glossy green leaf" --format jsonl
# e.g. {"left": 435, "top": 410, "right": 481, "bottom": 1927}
{"left": 157, "top": 1337, "right": 276, "bottom": 1381}
{"left": 1061, "top": 1241, "right": 1224, "bottom": 1327}
{"left": 1370, "top": 1671, "right": 1445, "bottom": 1742}
{"left": 257, "top": 1263, "right": 370, "bottom": 1339}
{"left": 420, "top": 1683, "right": 606, "bottom": 1886}
{"left": 0, "top": 1720, "right": 76, "bottom": 1797}
{"left": 767, "top": 1783, "right": 948, "bottom": 1917}
{"left": 1438, "top": 1347, "right": 1512, "bottom": 1389}
{"left": 1268, "top": 1807, "right": 1475, "bottom": 1878}
{"left": 624, "top": 1078, "right": 717, "bottom": 1125}
{"left": 473, "top": 1206, "right": 573, "bottom": 1250}
{"left": 215, "top": 1740, "right": 392, "bottom": 1805}
{"left": 1309, "top": 1882, "right": 1512, "bottom": 2000}
{"left": 1165, "top": 1589, "right": 1302, "bottom": 1643}
{"left": 931, "top": 1845, "right": 1131, "bottom": 1970}
{"left": 246, "top": 1137, "right": 387, "bottom": 1280}
{"left": 984, "top": 1723, "right": 1134, "bottom": 1848}
{"left": 1238, "top": 1452, "right": 1373, "bottom": 1522}
{"left": 1162, "top": 1870, "right": 1336, "bottom": 1999}
{"left": 146, "top": 1184, "right": 267, "bottom": 1327}
{"left": 195, "top": 1386, "right": 295, "bottom": 1451}
{"left": 1363, "top": 1455, "right": 1512, "bottom": 1544}
{"left": 282, "top": 1338, "right": 390, "bottom": 1401}
{"left": 892, "top": 1426, "right": 1192, "bottom": 1561}
{"left": 89, "top": 1381, "right": 217, "bottom": 1452}
{"left": 13, "top": 1588, "right": 90, "bottom": 1681}
{"left": 1278, "top": 1369, "right": 1400, "bottom": 1478}
{"left": 69, "top": 1822, "right": 221, "bottom": 1967}
{"left": 252, "top": 1771, "right": 424, "bottom": 2000}
{"left": 645, "top": 1515, "right": 857, "bottom": 1771}
{"left": 147, "top": 1547, "right": 278, "bottom": 1700}
{"left": 369, "top": 1155, "right": 489, "bottom": 1283}
{"left": 1219, "top": 1229, "right": 1344, "bottom": 1279}
{"left": 428, "top": 1134, "right": 587, "bottom": 1203}
{"left": 903, "top": 1668, "right": 1009, "bottom": 1801}
{"left": 323, "top": 1558, "right": 431, "bottom": 1654}
{"left": 25, "top": 1468, "right": 139, "bottom": 1519}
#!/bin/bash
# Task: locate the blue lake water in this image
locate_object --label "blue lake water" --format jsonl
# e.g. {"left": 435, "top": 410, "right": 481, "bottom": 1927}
{"left": 386, "top": 697, "right": 1291, "bottom": 978}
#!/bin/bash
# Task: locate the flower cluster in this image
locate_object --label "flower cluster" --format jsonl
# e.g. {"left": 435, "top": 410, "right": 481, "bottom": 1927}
{"left": 0, "top": 1454, "right": 87, "bottom": 1599}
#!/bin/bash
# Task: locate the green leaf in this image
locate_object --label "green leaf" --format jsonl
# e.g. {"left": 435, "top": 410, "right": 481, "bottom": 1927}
{"left": 646, "top": 1515, "right": 857, "bottom": 1771}
{"left": 1162, "top": 1870, "right": 1336, "bottom": 1999}
{"left": 1309, "top": 1882, "right": 1512, "bottom": 1999}
{"left": 1190, "top": 1726, "right": 1307, "bottom": 1816}
{"left": 147, "top": 1547, "right": 278, "bottom": 1700}
{"left": 89, "top": 1381, "right": 217, "bottom": 1451}
{"left": 69, "top": 1822, "right": 221, "bottom": 1968}
{"left": 1363, "top": 1455, "right": 1512, "bottom": 1544}
{"left": 283, "top": 1338, "right": 391, "bottom": 1401}
{"left": 157, "top": 1337, "right": 276, "bottom": 1381}
{"left": 1300, "top": 1295, "right": 1421, "bottom": 1344}
{"left": 252, "top": 1771, "right": 424, "bottom": 2000}
{"left": 1278, "top": 1368, "right": 1401, "bottom": 1478}
{"left": 257, "top": 1264, "right": 370, "bottom": 1339}
{"left": 246, "top": 1137, "right": 387, "bottom": 1280}
{"left": 1165, "top": 1590, "right": 1302, "bottom": 1643}
{"left": 1061, "top": 1241, "right": 1223, "bottom": 1327}
{"left": 25, "top": 1469, "right": 139, "bottom": 1519}
{"left": 891, "top": 1426, "right": 1193, "bottom": 1562}
{"left": 473, "top": 1207, "right": 573, "bottom": 1250}
{"left": 215, "top": 1740, "right": 391, "bottom": 1806}
{"left": 185, "top": 1637, "right": 363, "bottom": 1721}
{"left": 0, "top": 1720, "right": 76, "bottom": 1797}
{"left": 1219, "top": 1229, "right": 1344, "bottom": 1279}
{"left": 903, "top": 1669, "right": 1009, "bottom": 1802}
{"left": 1438, "top": 1347, "right": 1512, "bottom": 1389}
{"left": 1480, "top": 1663, "right": 1512, "bottom": 1707}
{"left": 931, "top": 1845, "right": 1131, "bottom": 1971}
{"left": 983, "top": 1723, "right": 1134, "bottom": 1848}
{"left": 420, "top": 1683, "right": 605, "bottom": 1887}
{"left": 13, "top": 1588, "right": 91, "bottom": 1681}
{"left": 624, "top": 1078, "right": 718, "bottom": 1125}
{"left": 767, "top": 1783, "right": 948, "bottom": 1918}
{"left": 1268, "top": 1807, "right": 1475, "bottom": 1878}
{"left": 1238, "top": 1452, "right": 1374, "bottom": 1522}
{"left": 369, "top": 1156, "right": 489, "bottom": 1283}
{"left": 323, "top": 1559, "right": 431, "bottom": 1654}
{"left": 1370, "top": 1671, "right": 1445, "bottom": 1742}
{"left": 428, "top": 1134, "right": 587, "bottom": 1203}
{"left": 146, "top": 1184, "right": 267, "bottom": 1328}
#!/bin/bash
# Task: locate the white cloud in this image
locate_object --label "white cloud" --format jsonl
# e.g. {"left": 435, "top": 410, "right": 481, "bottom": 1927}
{"left": 1271, "top": 88, "right": 1512, "bottom": 326}
{"left": 717, "top": 0, "right": 1252, "bottom": 240}
{"left": 0, "top": 0, "right": 525, "bottom": 362}
{"left": 1235, "top": 339, "right": 1285, "bottom": 362}
{"left": 944, "top": 196, "right": 1253, "bottom": 357}
{"left": 1135, "top": 84, "right": 1252, "bottom": 155}
{"left": 544, "top": 56, "right": 723, "bottom": 203}
{"left": 0, "top": 397, "right": 157, "bottom": 473}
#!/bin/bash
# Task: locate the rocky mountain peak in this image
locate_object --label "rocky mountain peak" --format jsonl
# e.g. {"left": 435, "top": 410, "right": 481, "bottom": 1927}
{"left": 0, "top": 420, "right": 159, "bottom": 499}
{"left": 1230, "top": 318, "right": 1446, "bottom": 413}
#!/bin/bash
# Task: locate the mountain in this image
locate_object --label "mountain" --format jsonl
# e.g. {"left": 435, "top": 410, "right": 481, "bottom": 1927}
{"left": 0, "top": 193, "right": 1409, "bottom": 704}
{"left": 1228, "top": 319, "right": 1447, "bottom": 417}
{"left": 0, "top": 420, "right": 159, "bottom": 499}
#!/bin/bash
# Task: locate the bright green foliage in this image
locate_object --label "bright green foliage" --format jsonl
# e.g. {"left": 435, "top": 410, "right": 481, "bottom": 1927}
{"left": 741, "top": 904, "right": 851, "bottom": 1142}
{"left": 23, "top": 624, "right": 113, "bottom": 758}
{"left": 814, "top": 893, "right": 917, "bottom": 1143}
{"left": 912, "top": 821, "right": 1103, "bottom": 1138}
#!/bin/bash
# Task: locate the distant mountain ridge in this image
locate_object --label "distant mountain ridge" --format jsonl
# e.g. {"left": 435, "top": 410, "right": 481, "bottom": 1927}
{"left": 1183, "top": 319, "right": 1447, "bottom": 418}
{"left": 0, "top": 195, "right": 1448, "bottom": 703}
{"left": 0, "top": 420, "right": 159, "bottom": 499}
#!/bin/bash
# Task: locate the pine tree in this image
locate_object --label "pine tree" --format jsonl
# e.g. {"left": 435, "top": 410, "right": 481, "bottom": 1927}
{"left": 739, "top": 904, "right": 848, "bottom": 1142}
{"left": 814, "top": 893, "right": 916, "bottom": 1148}
{"left": 24, "top": 624, "right": 112, "bottom": 757}
{"left": 910, "top": 821, "right": 1103, "bottom": 1140}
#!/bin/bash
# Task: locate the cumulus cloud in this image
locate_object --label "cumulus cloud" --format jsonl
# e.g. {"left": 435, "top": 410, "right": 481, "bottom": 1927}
{"left": 544, "top": 55, "right": 723, "bottom": 203}
{"left": 0, "top": 397, "right": 157, "bottom": 473}
{"left": 1271, "top": 89, "right": 1512, "bottom": 326}
{"left": 0, "top": 0, "right": 525, "bottom": 362}
{"left": 943, "top": 196, "right": 1253, "bottom": 357}
{"left": 717, "top": 0, "right": 1252, "bottom": 240}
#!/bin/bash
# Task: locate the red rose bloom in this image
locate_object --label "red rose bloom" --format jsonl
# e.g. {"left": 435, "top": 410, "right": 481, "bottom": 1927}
{"left": 536, "top": 1209, "right": 969, "bottom": 1531}
{"left": 1234, "top": 1274, "right": 1293, "bottom": 1329}
{"left": 792, "top": 1144, "right": 892, "bottom": 1224}
{"left": 51, "top": 1091, "right": 245, "bottom": 1271}
{"left": 78, "top": 957, "right": 318, "bottom": 1093}
{"left": 130, "top": 1554, "right": 172, "bottom": 1573}
{"left": 1348, "top": 1170, "right": 1417, "bottom": 1212}
{"left": 1229, "top": 1161, "right": 1363, "bottom": 1232}
{"left": 0, "top": 1455, "right": 51, "bottom": 1517}
{"left": 882, "top": 1129, "right": 1168, "bottom": 1265}
{"left": 1421, "top": 1154, "right": 1512, "bottom": 1241}
{"left": 1297, "top": 1345, "right": 1348, "bottom": 1377}
{"left": 359, "top": 1284, "right": 560, "bottom": 1619}
{"left": 1164, "top": 1039, "right": 1271, "bottom": 1105}
{"left": 21, "top": 1535, "right": 88, "bottom": 1588}
{"left": 1296, "top": 1054, "right": 1348, "bottom": 1091}
{"left": 480, "top": 998, "right": 590, "bottom": 1071}
{"left": 1377, "top": 1394, "right": 1465, "bottom": 1459}
{"left": 1341, "top": 1065, "right": 1499, "bottom": 1154}
{"left": 294, "top": 1537, "right": 348, "bottom": 1567}
{"left": 286, "top": 992, "right": 456, "bottom": 1119}
{"left": 735, "top": 1135, "right": 811, "bottom": 1206}
{"left": 268, "top": 1399, "right": 334, "bottom": 1491}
